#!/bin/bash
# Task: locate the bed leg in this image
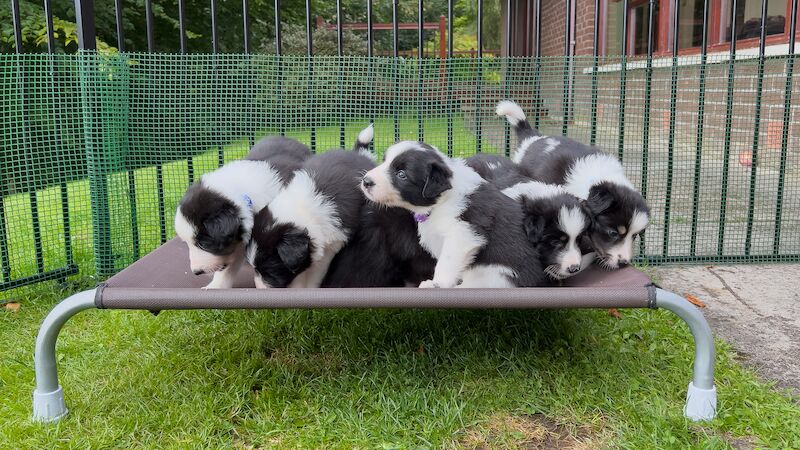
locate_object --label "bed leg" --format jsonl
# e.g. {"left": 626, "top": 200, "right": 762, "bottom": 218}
{"left": 32, "top": 289, "right": 97, "bottom": 423}
{"left": 655, "top": 288, "right": 717, "bottom": 421}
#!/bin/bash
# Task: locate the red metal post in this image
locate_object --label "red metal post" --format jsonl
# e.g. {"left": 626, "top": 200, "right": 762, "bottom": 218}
{"left": 439, "top": 15, "right": 447, "bottom": 59}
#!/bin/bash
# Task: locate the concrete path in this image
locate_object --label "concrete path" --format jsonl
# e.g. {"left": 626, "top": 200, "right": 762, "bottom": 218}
{"left": 655, "top": 265, "right": 800, "bottom": 394}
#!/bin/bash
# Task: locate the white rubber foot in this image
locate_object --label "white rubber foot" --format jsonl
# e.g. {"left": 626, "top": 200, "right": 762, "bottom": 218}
{"left": 684, "top": 382, "right": 717, "bottom": 421}
{"left": 33, "top": 386, "right": 68, "bottom": 422}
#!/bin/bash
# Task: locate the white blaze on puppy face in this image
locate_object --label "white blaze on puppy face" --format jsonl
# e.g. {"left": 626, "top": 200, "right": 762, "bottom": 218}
{"left": 188, "top": 245, "right": 237, "bottom": 273}
{"left": 556, "top": 206, "right": 586, "bottom": 276}
{"left": 604, "top": 210, "right": 649, "bottom": 268}
{"left": 361, "top": 141, "right": 422, "bottom": 207}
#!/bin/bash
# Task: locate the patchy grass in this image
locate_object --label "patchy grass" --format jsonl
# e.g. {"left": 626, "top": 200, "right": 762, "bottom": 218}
{"left": 2, "top": 121, "right": 800, "bottom": 447}
{"left": 2, "top": 280, "right": 800, "bottom": 448}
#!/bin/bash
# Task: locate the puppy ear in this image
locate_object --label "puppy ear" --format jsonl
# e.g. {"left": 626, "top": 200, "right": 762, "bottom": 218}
{"left": 277, "top": 230, "right": 310, "bottom": 273}
{"left": 585, "top": 184, "right": 615, "bottom": 214}
{"left": 422, "top": 161, "right": 452, "bottom": 199}
{"left": 203, "top": 207, "right": 241, "bottom": 243}
{"left": 523, "top": 214, "right": 546, "bottom": 245}
{"left": 579, "top": 199, "right": 597, "bottom": 228}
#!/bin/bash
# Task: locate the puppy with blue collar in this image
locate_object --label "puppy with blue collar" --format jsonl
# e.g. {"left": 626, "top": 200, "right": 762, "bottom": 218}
{"left": 174, "top": 136, "right": 310, "bottom": 289}
{"left": 360, "top": 141, "right": 546, "bottom": 288}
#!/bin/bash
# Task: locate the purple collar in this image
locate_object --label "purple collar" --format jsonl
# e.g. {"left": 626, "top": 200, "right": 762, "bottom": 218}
{"left": 414, "top": 212, "right": 430, "bottom": 223}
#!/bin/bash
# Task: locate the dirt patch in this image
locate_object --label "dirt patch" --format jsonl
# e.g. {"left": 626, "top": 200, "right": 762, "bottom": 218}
{"left": 458, "top": 413, "right": 605, "bottom": 449}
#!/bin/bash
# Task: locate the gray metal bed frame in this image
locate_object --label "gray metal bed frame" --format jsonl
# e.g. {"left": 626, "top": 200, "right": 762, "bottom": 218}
{"left": 32, "top": 239, "right": 717, "bottom": 423}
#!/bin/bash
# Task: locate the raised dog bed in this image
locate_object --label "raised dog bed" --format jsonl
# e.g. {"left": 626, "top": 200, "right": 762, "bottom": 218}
{"left": 32, "top": 238, "right": 717, "bottom": 423}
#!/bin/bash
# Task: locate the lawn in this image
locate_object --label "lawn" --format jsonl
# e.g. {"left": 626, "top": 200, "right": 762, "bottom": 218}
{"left": 2, "top": 120, "right": 800, "bottom": 448}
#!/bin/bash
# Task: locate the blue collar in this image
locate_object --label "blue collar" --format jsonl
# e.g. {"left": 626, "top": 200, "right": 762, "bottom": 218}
{"left": 413, "top": 212, "right": 430, "bottom": 223}
{"left": 242, "top": 194, "right": 253, "bottom": 209}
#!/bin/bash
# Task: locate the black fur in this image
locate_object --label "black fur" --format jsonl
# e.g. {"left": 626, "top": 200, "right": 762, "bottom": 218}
{"left": 387, "top": 146, "right": 453, "bottom": 206}
{"left": 459, "top": 185, "right": 547, "bottom": 287}
{"left": 304, "top": 150, "right": 376, "bottom": 231}
{"left": 322, "top": 205, "right": 435, "bottom": 287}
{"left": 178, "top": 184, "right": 243, "bottom": 256}
{"left": 245, "top": 136, "right": 311, "bottom": 184}
{"left": 250, "top": 208, "right": 315, "bottom": 288}
{"left": 465, "top": 153, "right": 530, "bottom": 189}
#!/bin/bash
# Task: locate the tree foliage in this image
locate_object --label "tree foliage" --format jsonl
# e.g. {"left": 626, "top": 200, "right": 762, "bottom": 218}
{"left": 1, "top": 0, "right": 499, "bottom": 54}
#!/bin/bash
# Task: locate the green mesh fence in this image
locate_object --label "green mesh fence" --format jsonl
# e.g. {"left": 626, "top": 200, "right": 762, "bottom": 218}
{"left": 1, "top": 52, "right": 799, "bottom": 294}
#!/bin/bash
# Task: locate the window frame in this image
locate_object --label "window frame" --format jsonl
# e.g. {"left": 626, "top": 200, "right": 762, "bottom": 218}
{"left": 601, "top": 0, "right": 800, "bottom": 57}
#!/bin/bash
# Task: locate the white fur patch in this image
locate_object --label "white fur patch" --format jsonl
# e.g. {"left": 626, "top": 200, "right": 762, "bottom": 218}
{"left": 512, "top": 135, "right": 546, "bottom": 164}
{"left": 268, "top": 170, "right": 347, "bottom": 263}
{"left": 552, "top": 206, "right": 587, "bottom": 278}
{"left": 458, "top": 264, "right": 517, "bottom": 288}
{"left": 558, "top": 206, "right": 587, "bottom": 238}
{"left": 487, "top": 161, "right": 501, "bottom": 170}
{"left": 563, "top": 153, "right": 635, "bottom": 200}
{"left": 174, "top": 209, "right": 196, "bottom": 244}
{"left": 542, "top": 137, "right": 560, "bottom": 154}
{"left": 502, "top": 181, "right": 567, "bottom": 200}
{"left": 356, "top": 124, "right": 376, "bottom": 160}
{"left": 496, "top": 100, "right": 526, "bottom": 125}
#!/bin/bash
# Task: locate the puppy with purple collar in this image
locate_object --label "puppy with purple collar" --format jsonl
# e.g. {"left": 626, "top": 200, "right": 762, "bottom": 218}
{"left": 360, "top": 141, "right": 546, "bottom": 288}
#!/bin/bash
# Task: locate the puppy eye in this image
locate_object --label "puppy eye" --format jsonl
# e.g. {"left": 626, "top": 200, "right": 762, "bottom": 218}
{"left": 606, "top": 229, "right": 619, "bottom": 239}
{"left": 560, "top": 235, "right": 568, "bottom": 242}
{"left": 396, "top": 169, "right": 407, "bottom": 180}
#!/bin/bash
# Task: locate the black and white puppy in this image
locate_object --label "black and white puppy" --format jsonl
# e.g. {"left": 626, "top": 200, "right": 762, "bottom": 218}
{"left": 247, "top": 126, "right": 376, "bottom": 288}
{"left": 361, "top": 141, "right": 545, "bottom": 288}
{"left": 321, "top": 204, "right": 436, "bottom": 288}
{"left": 497, "top": 100, "right": 650, "bottom": 269}
{"left": 502, "top": 181, "right": 594, "bottom": 280}
{"left": 174, "top": 136, "right": 311, "bottom": 289}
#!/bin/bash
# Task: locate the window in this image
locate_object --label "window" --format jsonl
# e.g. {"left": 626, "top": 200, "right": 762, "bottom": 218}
{"left": 603, "top": 0, "right": 800, "bottom": 56}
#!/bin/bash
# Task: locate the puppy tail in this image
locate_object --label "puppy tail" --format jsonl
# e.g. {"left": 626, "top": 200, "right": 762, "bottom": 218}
{"left": 353, "top": 123, "right": 376, "bottom": 161}
{"left": 496, "top": 100, "right": 539, "bottom": 139}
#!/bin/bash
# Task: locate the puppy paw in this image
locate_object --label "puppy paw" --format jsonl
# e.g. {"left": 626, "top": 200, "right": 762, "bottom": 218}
{"left": 418, "top": 280, "right": 440, "bottom": 288}
{"left": 203, "top": 279, "right": 231, "bottom": 289}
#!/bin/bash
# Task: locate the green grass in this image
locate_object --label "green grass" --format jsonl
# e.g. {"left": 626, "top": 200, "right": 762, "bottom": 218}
{"left": 3, "top": 285, "right": 800, "bottom": 448}
{"left": 2, "top": 120, "right": 800, "bottom": 448}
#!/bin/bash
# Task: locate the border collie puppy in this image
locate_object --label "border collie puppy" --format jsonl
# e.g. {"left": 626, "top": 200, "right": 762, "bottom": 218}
{"left": 247, "top": 126, "right": 376, "bottom": 288}
{"left": 465, "top": 153, "right": 530, "bottom": 189}
{"left": 361, "top": 141, "right": 545, "bottom": 288}
{"left": 321, "top": 204, "right": 436, "bottom": 288}
{"left": 497, "top": 100, "right": 650, "bottom": 269}
{"left": 502, "top": 181, "right": 594, "bottom": 280}
{"left": 174, "top": 136, "right": 311, "bottom": 289}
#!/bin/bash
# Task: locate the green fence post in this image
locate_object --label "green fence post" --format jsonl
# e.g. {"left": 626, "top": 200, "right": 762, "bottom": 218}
{"left": 78, "top": 52, "right": 130, "bottom": 278}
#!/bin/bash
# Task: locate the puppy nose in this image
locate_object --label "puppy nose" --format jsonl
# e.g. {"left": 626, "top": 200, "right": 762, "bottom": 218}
{"left": 192, "top": 269, "right": 205, "bottom": 275}
{"left": 567, "top": 264, "right": 581, "bottom": 274}
{"left": 362, "top": 176, "right": 375, "bottom": 189}
{"left": 618, "top": 257, "right": 629, "bottom": 266}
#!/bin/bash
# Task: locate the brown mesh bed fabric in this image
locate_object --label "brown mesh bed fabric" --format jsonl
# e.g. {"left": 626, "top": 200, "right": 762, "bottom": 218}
{"left": 97, "top": 239, "right": 655, "bottom": 310}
